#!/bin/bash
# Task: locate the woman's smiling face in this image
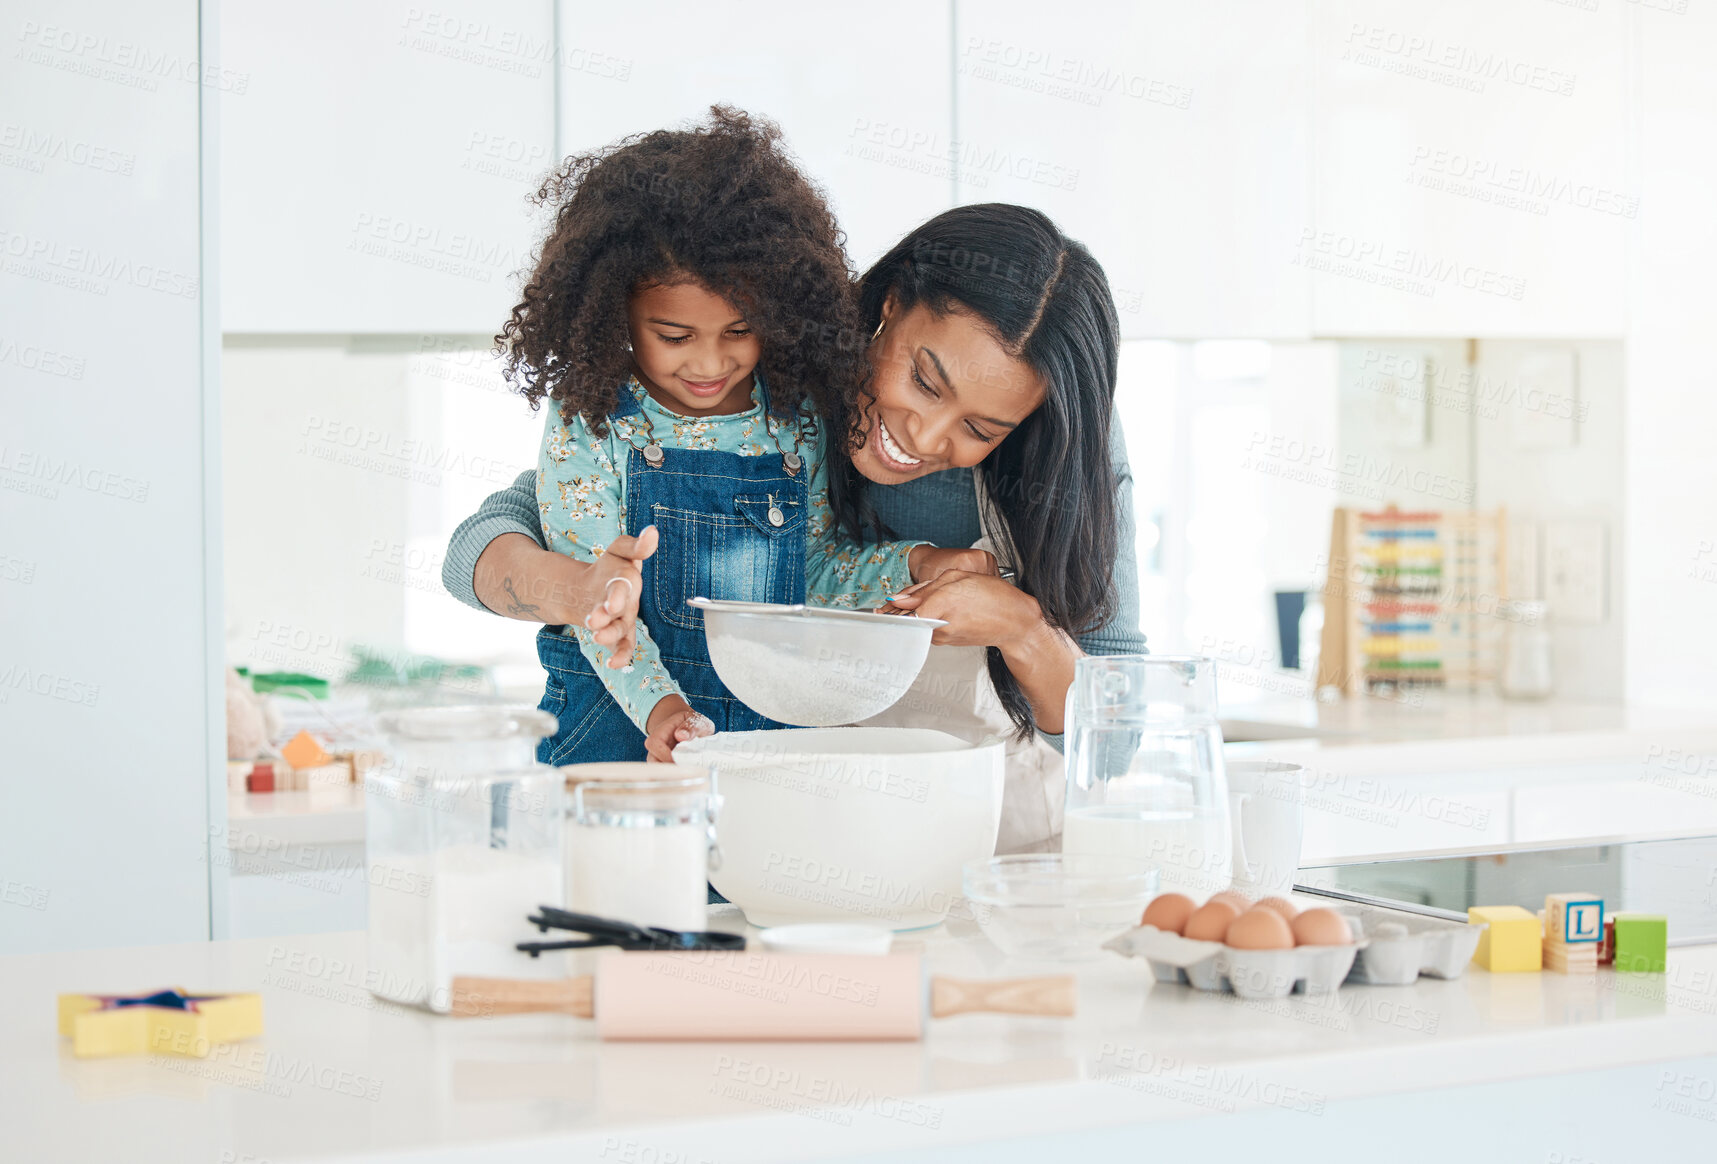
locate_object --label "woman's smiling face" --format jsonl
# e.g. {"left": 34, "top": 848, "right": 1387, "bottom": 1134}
{"left": 849, "top": 296, "right": 1047, "bottom": 484}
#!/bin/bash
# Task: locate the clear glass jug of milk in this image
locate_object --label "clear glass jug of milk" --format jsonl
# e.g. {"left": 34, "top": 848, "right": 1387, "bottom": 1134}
{"left": 1062, "top": 656, "right": 1232, "bottom": 899}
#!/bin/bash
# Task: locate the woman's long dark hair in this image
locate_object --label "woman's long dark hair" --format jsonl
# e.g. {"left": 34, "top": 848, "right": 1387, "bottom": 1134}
{"left": 827, "top": 204, "right": 1122, "bottom": 736}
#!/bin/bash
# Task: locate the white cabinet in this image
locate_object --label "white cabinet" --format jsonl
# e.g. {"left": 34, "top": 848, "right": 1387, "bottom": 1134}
{"left": 1308, "top": 0, "right": 1631, "bottom": 337}
{"left": 221, "top": 1, "right": 554, "bottom": 333}
{"left": 3, "top": 0, "right": 214, "bottom": 952}
{"left": 953, "top": 0, "right": 1313, "bottom": 340}
{"left": 556, "top": 0, "right": 953, "bottom": 273}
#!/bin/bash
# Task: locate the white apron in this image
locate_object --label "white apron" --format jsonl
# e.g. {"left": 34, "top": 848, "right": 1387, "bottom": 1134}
{"left": 856, "top": 471, "right": 1065, "bottom": 855}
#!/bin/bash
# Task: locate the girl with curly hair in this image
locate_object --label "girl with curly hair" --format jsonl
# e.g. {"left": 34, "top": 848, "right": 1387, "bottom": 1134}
{"left": 504, "top": 108, "right": 979, "bottom": 763}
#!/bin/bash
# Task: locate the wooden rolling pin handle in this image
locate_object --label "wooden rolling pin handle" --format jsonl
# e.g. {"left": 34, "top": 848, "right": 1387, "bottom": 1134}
{"left": 928, "top": 974, "right": 1076, "bottom": 1019}
{"left": 450, "top": 975, "right": 594, "bottom": 1018}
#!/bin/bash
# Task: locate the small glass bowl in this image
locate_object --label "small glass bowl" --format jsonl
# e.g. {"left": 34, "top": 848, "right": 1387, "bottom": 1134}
{"left": 962, "top": 854, "right": 1159, "bottom": 962}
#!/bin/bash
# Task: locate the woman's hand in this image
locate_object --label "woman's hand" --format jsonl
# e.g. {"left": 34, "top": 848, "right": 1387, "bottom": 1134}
{"left": 881, "top": 570, "right": 1037, "bottom": 650}
{"left": 882, "top": 570, "right": 1081, "bottom": 734}
{"left": 907, "top": 544, "right": 997, "bottom": 585}
{"left": 584, "top": 525, "right": 660, "bottom": 668}
{"left": 643, "top": 695, "right": 714, "bottom": 763}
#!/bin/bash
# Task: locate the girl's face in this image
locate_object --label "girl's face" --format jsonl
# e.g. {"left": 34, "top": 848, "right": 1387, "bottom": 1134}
{"left": 627, "top": 280, "right": 763, "bottom": 417}
{"left": 849, "top": 296, "right": 1047, "bottom": 484}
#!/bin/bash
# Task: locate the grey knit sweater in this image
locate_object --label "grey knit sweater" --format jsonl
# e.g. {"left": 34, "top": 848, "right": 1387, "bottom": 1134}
{"left": 441, "top": 412, "right": 1148, "bottom": 737}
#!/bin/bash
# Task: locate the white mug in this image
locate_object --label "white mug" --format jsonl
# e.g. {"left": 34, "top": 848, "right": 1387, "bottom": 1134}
{"left": 1227, "top": 761, "right": 1305, "bottom": 898}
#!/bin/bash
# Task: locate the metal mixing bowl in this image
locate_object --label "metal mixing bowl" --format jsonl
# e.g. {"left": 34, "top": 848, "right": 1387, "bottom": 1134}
{"left": 686, "top": 598, "right": 946, "bottom": 727}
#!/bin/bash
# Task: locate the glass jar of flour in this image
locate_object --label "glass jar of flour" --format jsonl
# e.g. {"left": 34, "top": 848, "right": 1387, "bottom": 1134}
{"left": 367, "top": 706, "right": 564, "bottom": 1012}
{"left": 561, "top": 763, "right": 718, "bottom": 933}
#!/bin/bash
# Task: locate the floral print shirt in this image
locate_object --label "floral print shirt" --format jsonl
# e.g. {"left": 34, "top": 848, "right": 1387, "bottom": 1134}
{"left": 537, "top": 377, "right": 925, "bottom": 733}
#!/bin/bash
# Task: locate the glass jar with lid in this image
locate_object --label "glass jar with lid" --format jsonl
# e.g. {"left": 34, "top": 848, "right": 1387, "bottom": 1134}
{"left": 366, "top": 705, "right": 563, "bottom": 1012}
{"left": 562, "top": 763, "right": 719, "bottom": 933}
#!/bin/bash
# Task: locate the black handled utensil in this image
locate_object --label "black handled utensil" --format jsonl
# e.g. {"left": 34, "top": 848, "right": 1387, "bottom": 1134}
{"left": 516, "top": 906, "right": 747, "bottom": 956}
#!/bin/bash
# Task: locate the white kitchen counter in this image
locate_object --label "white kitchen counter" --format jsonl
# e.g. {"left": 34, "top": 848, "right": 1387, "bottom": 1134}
{"left": 1211, "top": 692, "right": 1717, "bottom": 864}
{"left": 227, "top": 785, "right": 366, "bottom": 849}
{"left": 1224, "top": 688, "right": 1717, "bottom": 771}
{"left": 10, "top": 910, "right": 1717, "bottom": 1163}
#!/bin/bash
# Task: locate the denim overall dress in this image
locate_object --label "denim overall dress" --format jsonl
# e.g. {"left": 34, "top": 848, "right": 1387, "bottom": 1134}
{"left": 535, "top": 385, "right": 806, "bottom": 764}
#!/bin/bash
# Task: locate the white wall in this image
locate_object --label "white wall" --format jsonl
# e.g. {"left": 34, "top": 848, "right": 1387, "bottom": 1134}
{"left": 220, "top": 0, "right": 554, "bottom": 332}
{"left": 1334, "top": 339, "right": 1475, "bottom": 511}
{"left": 1626, "top": 4, "right": 1717, "bottom": 709}
{"left": 1473, "top": 339, "right": 1625, "bottom": 703}
{"left": 1309, "top": 0, "right": 1631, "bottom": 337}
{"left": 955, "top": 0, "right": 1313, "bottom": 340}
{"left": 0, "top": 0, "right": 217, "bottom": 953}
{"left": 222, "top": 340, "right": 415, "bottom": 673}
{"left": 221, "top": 338, "right": 543, "bottom": 683}
{"left": 556, "top": 0, "right": 953, "bottom": 273}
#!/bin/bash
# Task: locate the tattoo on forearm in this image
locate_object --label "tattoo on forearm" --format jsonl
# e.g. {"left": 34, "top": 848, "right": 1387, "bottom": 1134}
{"left": 502, "top": 577, "right": 541, "bottom": 618}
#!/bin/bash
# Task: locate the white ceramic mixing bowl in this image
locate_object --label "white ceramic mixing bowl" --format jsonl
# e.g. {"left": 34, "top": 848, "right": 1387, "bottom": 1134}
{"left": 687, "top": 598, "right": 945, "bottom": 727}
{"left": 677, "top": 727, "right": 1004, "bottom": 929}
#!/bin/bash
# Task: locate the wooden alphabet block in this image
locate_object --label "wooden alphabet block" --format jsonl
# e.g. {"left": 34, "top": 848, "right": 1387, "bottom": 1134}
{"left": 1545, "top": 893, "right": 1604, "bottom": 946}
{"left": 1612, "top": 913, "right": 1668, "bottom": 973}
{"left": 245, "top": 762, "right": 275, "bottom": 793}
{"left": 1469, "top": 905, "right": 1543, "bottom": 972}
{"left": 282, "top": 729, "right": 332, "bottom": 771}
{"left": 1543, "top": 938, "right": 1598, "bottom": 974}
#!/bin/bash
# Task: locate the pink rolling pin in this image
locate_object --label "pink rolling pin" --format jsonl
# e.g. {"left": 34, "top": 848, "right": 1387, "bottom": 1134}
{"left": 452, "top": 950, "right": 1075, "bottom": 1041}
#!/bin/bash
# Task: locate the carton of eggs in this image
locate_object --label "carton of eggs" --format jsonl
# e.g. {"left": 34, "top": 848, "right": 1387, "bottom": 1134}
{"left": 1106, "top": 890, "right": 1366, "bottom": 999}
{"left": 1343, "top": 915, "right": 1485, "bottom": 985}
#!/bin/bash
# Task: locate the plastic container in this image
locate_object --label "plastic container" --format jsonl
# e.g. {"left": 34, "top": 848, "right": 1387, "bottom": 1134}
{"left": 964, "top": 854, "right": 1159, "bottom": 962}
{"left": 1104, "top": 926, "right": 1364, "bottom": 998}
{"left": 562, "top": 763, "right": 717, "bottom": 933}
{"left": 366, "top": 706, "right": 563, "bottom": 1012}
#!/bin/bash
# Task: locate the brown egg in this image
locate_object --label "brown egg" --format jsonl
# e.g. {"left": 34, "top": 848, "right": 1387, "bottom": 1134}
{"left": 1209, "top": 890, "right": 1253, "bottom": 911}
{"left": 1255, "top": 896, "right": 1299, "bottom": 921}
{"left": 1140, "top": 893, "right": 1196, "bottom": 934}
{"left": 1225, "top": 908, "right": 1296, "bottom": 950}
{"left": 1183, "top": 900, "right": 1242, "bottom": 942}
{"left": 1291, "top": 908, "right": 1352, "bottom": 947}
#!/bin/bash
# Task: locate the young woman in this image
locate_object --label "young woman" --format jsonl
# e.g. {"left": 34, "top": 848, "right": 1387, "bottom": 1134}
{"left": 445, "top": 202, "right": 1144, "bottom": 851}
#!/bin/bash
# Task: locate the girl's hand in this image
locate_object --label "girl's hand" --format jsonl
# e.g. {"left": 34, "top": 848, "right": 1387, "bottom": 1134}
{"left": 643, "top": 695, "right": 714, "bottom": 763}
{"left": 880, "top": 570, "right": 1043, "bottom": 651}
{"left": 907, "top": 544, "right": 998, "bottom": 584}
{"left": 585, "top": 525, "right": 660, "bottom": 668}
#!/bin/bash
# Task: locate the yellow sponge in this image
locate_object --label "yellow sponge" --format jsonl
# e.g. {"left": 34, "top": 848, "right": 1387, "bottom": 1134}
{"left": 57, "top": 989, "right": 264, "bottom": 1058}
{"left": 1469, "top": 906, "right": 1543, "bottom": 972}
